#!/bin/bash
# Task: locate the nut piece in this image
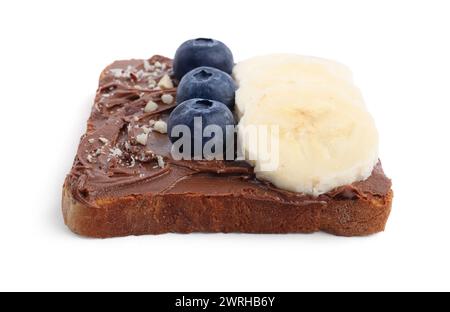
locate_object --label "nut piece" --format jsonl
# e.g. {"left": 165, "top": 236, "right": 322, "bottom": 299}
{"left": 109, "top": 147, "right": 123, "bottom": 157}
{"left": 136, "top": 133, "right": 148, "bottom": 146}
{"left": 148, "top": 79, "right": 157, "bottom": 88}
{"left": 144, "top": 101, "right": 158, "bottom": 113}
{"left": 142, "top": 126, "right": 152, "bottom": 134}
{"left": 110, "top": 69, "right": 124, "bottom": 78}
{"left": 135, "top": 70, "right": 145, "bottom": 80}
{"left": 156, "top": 155, "right": 165, "bottom": 168}
{"left": 161, "top": 94, "right": 174, "bottom": 105}
{"left": 86, "top": 154, "right": 94, "bottom": 163}
{"left": 153, "top": 120, "right": 167, "bottom": 134}
{"left": 143, "top": 60, "right": 154, "bottom": 72}
{"left": 88, "top": 138, "right": 95, "bottom": 144}
{"left": 99, "top": 137, "right": 109, "bottom": 144}
{"left": 157, "top": 74, "right": 174, "bottom": 89}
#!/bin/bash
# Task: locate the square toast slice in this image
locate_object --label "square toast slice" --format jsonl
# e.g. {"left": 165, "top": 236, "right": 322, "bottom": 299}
{"left": 63, "top": 55, "right": 393, "bottom": 238}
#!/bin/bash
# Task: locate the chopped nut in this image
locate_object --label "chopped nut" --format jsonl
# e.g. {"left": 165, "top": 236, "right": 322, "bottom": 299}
{"left": 99, "top": 137, "right": 109, "bottom": 144}
{"left": 136, "top": 133, "right": 148, "bottom": 146}
{"left": 153, "top": 120, "right": 167, "bottom": 134}
{"left": 157, "top": 74, "right": 174, "bottom": 89}
{"left": 110, "top": 69, "right": 123, "bottom": 78}
{"left": 124, "top": 65, "right": 135, "bottom": 78}
{"left": 142, "top": 126, "right": 152, "bottom": 134}
{"left": 161, "top": 94, "right": 174, "bottom": 105}
{"left": 143, "top": 60, "right": 154, "bottom": 71}
{"left": 86, "top": 155, "right": 94, "bottom": 163}
{"left": 128, "top": 156, "right": 136, "bottom": 168}
{"left": 156, "top": 155, "right": 165, "bottom": 168}
{"left": 144, "top": 101, "right": 158, "bottom": 113}
{"left": 88, "top": 138, "right": 95, "bottom": 144}
{"left": 109, "top": 147, "right": 123, "bottom": 157}
{"left": 136, "top": 70, "right": 145, "bottom": 80}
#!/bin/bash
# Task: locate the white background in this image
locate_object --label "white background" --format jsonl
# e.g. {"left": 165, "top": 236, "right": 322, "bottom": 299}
{"left": 1, "top": 0, "right": 449, "bottom": 292}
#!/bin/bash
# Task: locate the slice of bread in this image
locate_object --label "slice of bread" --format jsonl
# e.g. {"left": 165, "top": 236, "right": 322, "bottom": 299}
{"left": 62, "top": 55, "right": 393, "bottom": 238}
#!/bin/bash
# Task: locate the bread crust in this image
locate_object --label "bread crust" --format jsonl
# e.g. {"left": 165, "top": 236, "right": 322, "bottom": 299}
{"left": 63, "top": 181, "right": 392, "bottom": 238}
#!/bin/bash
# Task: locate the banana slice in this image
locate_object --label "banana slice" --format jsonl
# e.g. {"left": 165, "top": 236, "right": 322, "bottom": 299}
{"left": 233, "top": 54, "right": 364, "bottom": 118}
{"left": 235, "top": 55, "right": 379, "bottom": 196}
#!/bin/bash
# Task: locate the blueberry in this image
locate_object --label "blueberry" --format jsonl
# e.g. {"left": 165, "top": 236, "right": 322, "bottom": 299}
{"left": 168, "top": 99, "right": 235, "bottom": 159}
{"left": 177, "top": 67, "right": 236, "bottom": 109}
{"left": 173, "top": 38, "right": 234, "bottom": 81}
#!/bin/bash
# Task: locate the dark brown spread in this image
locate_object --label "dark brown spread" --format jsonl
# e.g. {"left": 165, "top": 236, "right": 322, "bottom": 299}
{"left": 66, "top": 55, "right": 392, "bottom": 208}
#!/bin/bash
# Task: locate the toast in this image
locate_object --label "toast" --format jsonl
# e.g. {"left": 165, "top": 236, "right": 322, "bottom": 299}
{"left": 62, "top": 55, "right": 393, "bottom": 238}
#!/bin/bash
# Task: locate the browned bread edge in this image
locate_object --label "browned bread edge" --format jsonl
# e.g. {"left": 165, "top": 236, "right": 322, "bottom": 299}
{"left": 62, "top": 179, "right": 393, "bottom": 238}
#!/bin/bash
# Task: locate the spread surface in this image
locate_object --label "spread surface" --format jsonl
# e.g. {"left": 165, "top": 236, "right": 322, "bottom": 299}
{"left": 66, "top": 56, "right": 391, "bottom": 208}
